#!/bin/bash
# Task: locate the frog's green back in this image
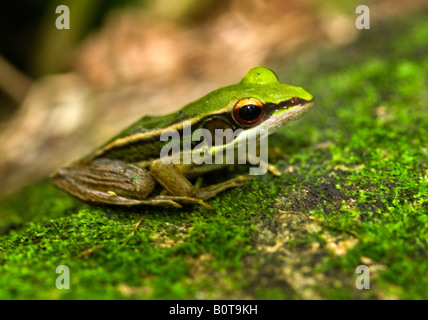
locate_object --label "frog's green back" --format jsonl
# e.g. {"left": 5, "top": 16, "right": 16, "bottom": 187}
{"left": 87, "top": 67, "right": 312, "bottom": 163}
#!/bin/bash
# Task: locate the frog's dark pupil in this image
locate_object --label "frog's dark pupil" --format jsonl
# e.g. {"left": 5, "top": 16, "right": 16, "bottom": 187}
{"left": 238, "top": 104, "right": 261, "bottom": 121}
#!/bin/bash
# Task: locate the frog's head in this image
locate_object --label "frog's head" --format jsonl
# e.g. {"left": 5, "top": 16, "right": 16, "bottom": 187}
{"left": 232, "top": 67, "right": 314, "bottom": 134}
{"left": 188, "top": 67, "right": 314, "bottom": 152}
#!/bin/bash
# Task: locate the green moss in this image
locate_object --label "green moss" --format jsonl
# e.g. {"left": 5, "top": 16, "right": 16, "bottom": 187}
{"left": 1, "top": 10, "right": 428, "bottom": 299}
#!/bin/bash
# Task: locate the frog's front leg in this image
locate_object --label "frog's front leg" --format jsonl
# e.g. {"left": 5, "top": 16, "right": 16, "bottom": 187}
{"left": 52, "top": 158, "right": 183, "bottom": 207}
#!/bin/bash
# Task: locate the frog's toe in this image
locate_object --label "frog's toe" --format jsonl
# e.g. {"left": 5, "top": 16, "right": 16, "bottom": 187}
{"left": 268, "top": 164, "right": 282, "bottom": 176}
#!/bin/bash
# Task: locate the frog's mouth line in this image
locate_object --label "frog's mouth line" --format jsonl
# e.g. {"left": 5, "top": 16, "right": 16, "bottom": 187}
{"left": 267, "top": 97, "right": 314, "bottom": 115}
{"left": 261, "top": 97, "right": 314, "bottom": 134}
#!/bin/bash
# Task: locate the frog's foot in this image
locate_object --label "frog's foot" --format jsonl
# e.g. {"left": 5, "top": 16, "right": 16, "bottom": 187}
{"left": 150, "top": 195, "right": 214, "bottom": 210}
{"left": 194, "top": 174, "right": 252, "bottom": 200}
{"left": 151, "top": 175, "right": 252, "bottom": 209}
{"left": 112, "top": 197, "right": 184, "bottom": 208}
{"left": 267, "top": 163, "right": 282, "bottom": 176}
{"left": 149, "top": 161, "right": 252, "bottom": 209}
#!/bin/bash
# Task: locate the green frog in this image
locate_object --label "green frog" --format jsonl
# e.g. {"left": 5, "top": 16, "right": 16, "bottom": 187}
{"left": 51, "top": 67, "right": 314, "bottom": 209}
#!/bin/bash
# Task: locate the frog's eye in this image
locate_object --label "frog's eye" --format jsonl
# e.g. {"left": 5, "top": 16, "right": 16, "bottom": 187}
{"left": 232, "top": 97, "right": 265, "bottom": 127}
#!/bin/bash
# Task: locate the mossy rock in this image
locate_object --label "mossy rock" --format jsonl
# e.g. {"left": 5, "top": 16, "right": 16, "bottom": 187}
{"left": 1, "top": 11, "right": 428, "bottom": 299}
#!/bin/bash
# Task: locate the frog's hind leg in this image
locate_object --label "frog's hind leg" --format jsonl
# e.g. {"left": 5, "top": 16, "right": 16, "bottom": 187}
{"left": 148, "top": 195, "right": 214, "bottom": 209}
{"left": 52, "top": 159, "right": 182, "bottom": 207}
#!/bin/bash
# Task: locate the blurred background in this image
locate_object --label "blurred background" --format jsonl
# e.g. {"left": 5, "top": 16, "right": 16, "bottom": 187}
{"left": 0, "top": 0, "right": 427, "bottom": 198}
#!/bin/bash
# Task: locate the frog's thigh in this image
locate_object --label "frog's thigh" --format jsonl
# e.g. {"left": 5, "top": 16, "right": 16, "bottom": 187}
{"left": 53, "top": 159, "right": 157, "bottom": 205}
